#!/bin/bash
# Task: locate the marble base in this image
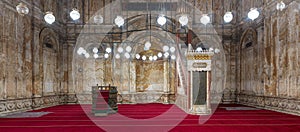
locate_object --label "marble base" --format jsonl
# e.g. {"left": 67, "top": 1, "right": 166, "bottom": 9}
{"left": 189, "top": 105, "right": 211, "bottom": 115}
{"left": 0, "top": 95, "right": 64, "bottom": 116}
{"left": 119, "top": 92, "right": 175, "bottom": 104}
{"left": 238, "top": 94, "right": 300, "bottom": 116}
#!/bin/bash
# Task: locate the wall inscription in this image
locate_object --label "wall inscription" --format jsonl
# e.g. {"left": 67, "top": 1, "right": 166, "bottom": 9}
{"left": 192, "top": 62, "right": 207, "bottom": 68}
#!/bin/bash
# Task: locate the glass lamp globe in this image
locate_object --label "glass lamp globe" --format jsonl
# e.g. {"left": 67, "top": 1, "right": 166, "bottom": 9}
{"left": 196, "top": 47, "right": 203, "bottom": 52}
{"left": 124, "top": 52, "right": 130, "bottom": 59}
{"left": 135, "top": 54, "right": 141, "bottom": 59}
{"left": 164, "top": 52, "right": 170, "bottom": 58}
{"left": 84, "top": 53, "right": 90, "bottom": 58}
{"left": 16, "top": 3, "right": 29, "bottom": 16}
{"left": 115, "top": 54, "right": 120, "bottom": 59}
{"left": 223, "top": 12, "right": 233, "bottom": 23}
{"left": 157, "top": 52, "right": 162, "bottom": 58}
{"left": 276, "top": 1, "right": 286, "bottom": 11}
{"left": 214, "top": 48, "right": 220, "bottom": 53}
{"left": 163, "top": 45, "right": 169, "bottom": 52}
{"left": 104, "top": 53, "right": 109, "bottom": 58}
{"left": 114, "top": 16, "right": 124, "bottom": 27}
{"left": 248, "top": 8, "right": 259, "bottom": 20}
{"left": 70, "top": 8, "right": 80, "bottom": 20}
{"left": 144, "top": 46, "right": 150, "bottom": 51}
{"left": 94, "top": 15, "right": 103, "bottom": 24}
{"left": 105, "top": 47, "right": 112, "bottom": 53}
{"left": 142, "top": 56, "right": 146, "bottom": 61}
{"left": 93, "top": 54, "right": 99, "bottom": 59}
{"left": 200, "top": 14, "right": 210, "bottom": 25}
{"left": 171, "top": 55, "right": 176, "bottom": 60}
{"left": 92, "top": 47, "right": 98, "bottom": 54}
{"left": 77, "top": 47, "right": 84, "bottom": 55}
{"left": 44, "top": 11, "right": 55, "bottom": 24}
{"left": 145, "top": 41, "right": 151, "bottom": 48}
{"left": 117, "top": 47, "right": 124, "bottom": 53}
{"left": 179, "top": 15, "right": 188, "bottom": 26}
{"left": 157, "top": 15, "right": 167, "bottom": 26}
{"left": 170, "top": 47, "right": 176, "bottom": 53}
{"left": 126, "top": 46, "right": 132, "bottom": 52}
{"left": 153, "top": 56, "right": 158, "bottom": 61}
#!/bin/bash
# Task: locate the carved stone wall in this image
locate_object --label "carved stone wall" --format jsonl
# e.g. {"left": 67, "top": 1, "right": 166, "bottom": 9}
{"left": 0, "top": 0, "right": 66, "bottom": 115}
{"left": 236, "top": 1, "right": 300, "bottom": 115}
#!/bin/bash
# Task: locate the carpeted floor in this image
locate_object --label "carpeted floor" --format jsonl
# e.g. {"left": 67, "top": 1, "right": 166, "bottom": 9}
{"left": 0, "top": 103, "right": 299, "bottom": 132}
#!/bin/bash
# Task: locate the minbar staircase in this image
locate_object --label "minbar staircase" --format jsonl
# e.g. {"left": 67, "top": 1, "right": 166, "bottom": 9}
{"left": 175, "top": 44, "right": 189, "bottom": 111}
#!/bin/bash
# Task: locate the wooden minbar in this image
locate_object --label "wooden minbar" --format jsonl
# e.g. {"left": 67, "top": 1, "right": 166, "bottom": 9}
{"left": 91, "top": 85, "right": 118, "bottom": 116}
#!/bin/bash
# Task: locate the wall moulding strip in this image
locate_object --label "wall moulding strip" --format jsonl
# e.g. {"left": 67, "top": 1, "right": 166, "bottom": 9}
{"left": 237, "top": 94, "right": 300, "bottom": 116}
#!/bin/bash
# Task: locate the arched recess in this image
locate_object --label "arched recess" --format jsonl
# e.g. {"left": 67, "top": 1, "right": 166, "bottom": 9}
{"left": 74, "top": 9, "right": 226, "bottom": 106}
{"left": 102, "top": 14, "right": 185, "bottom": 104}
{"left": 39, "top": 28, "right": 60, "bottom": 96}
{"left": 75, "top": 39, "right": 106, "bottom": 93}
{"left": 239, "top": 28, "right": 260, "bottom": 94}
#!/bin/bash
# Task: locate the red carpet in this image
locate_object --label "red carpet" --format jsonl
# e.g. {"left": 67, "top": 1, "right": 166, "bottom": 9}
{"left": 0, "top": 103, "right": 300, "bottom": 132}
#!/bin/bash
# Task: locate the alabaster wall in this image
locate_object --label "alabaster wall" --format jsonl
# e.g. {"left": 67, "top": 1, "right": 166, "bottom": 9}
{"left": 73, "top": 56, "right": 177, "bottom": 104}
{"left": 236, "top": 1, "right": 300, "bottom": 115}
{"left": 0, "top": 0, "right": 66, "bottom": 115}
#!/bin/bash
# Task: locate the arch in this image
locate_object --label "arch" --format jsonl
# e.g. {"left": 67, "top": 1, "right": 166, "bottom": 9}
{"left": 39, "top": 28, "right": 59, "bottom": 51}
{"left": 239, "top": 28, "right": 258, "bottom": 94}
{"left": 101, "top": 14, "right": 199, "bottom": 48}
{"left": 240, "top": 28, "right": 257, "bottom": 49}
{"left": 38, "top": 28, "right": 60, "bottom": 96}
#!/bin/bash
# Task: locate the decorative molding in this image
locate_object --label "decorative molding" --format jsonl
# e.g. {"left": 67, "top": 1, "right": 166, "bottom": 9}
{"left": 67, "top": 94, "right": 78, "bottom": 104}
{"left": 0, "top": 99, "right": 32, "bottom": 116}
{"left": 77, "top": 94, "right": 92, "bottom": 104}
{"left": 118, "top": 93, "right": 175, "bottom": 104}
{"left": 221, "top": 89, "right": 237, "bottom": 104}
{"left": 0, "top": 95, "right": 66, "bottom": 116}
{"left": 237, "top": 94, "right": 300, "bottom": 116}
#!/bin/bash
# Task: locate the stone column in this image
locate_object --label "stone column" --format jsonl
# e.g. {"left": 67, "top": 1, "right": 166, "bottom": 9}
{"left": 5, "top": 10, "right": 17, "bottom": 99}
{"left": 189, "top": 71, "right": 193, "bottom": 110}
{"left": 29, "top": 22, "right": 42, "bottom": 99}
{"left": 256, "top": 26, "right": 264, "bottom": 95}
{"left": 0, "top": 40, "right": 6, "bottom": 100}
{"left": 207, "top": 71, "right": 211, "bottom": 111}
{"left": 67, "top": 42, "right": 77, "bottom": 103}
{"left": 32, "top": 24, "right": 43, "bottom": 109}
{"left": 0, "top": 1, "right": 5, "bottom": 100}
{"left": 163, "top": 61, "right": 168, "bottom": 93}
{"left": 129, "top": 62, "right": 136, "bottom": 93}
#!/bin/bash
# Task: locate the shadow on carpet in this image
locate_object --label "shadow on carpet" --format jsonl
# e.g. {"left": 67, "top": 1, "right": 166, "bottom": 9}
{"left": 0, "top": 112, "right": 52, "bottom": 118}
{"left": 220, "top": 107, "right": 261, "bottom": 110}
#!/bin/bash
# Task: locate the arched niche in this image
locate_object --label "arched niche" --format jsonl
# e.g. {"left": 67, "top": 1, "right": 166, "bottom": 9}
{"left": 39, "top": 28, "right": 60, "bottom": 96}
{"left": 239, "top": 28, "right": 259, "bottom": 94}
